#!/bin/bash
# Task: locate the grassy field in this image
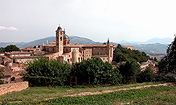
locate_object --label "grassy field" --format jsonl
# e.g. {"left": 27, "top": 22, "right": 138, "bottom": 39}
{"left": 0, "top": 82, "right": 175, "bottom": 105}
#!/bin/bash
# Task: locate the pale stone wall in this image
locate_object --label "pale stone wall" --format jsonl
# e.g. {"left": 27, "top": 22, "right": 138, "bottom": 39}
{"left": 0, "top": 81, "right": 28, "bottom": 95}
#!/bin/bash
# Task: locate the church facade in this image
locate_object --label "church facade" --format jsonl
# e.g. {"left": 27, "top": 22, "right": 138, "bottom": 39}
{"left": 43, "top": 26, "right": 114, "bottom": 64}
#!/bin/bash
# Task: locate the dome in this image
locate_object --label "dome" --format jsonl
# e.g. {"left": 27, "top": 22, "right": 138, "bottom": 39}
{"left": 72, "top": 48, "right": 78, "bottom": 52}
{"left": 63, "top": 34, "right": 69, "bottom": 40}
{"left": 56, "top": 26, "right": 62, "bottom": 31}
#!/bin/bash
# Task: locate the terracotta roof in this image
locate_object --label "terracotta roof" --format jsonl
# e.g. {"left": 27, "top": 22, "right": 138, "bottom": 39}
{"left": 2, "top": 68, "right": 12, "bottom": 76}
{"left": 5, "top": 51, "right": 32, "bottom": 55}
{"left": 12, "top": 56, "right": 37, "bottom": 59}
{"left": 44, "top": 41, "right": 115, "bottom": 48}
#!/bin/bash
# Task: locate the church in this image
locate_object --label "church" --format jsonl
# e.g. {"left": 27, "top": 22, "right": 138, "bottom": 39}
{"left": 43, "top": 26, "right": 114, "bottom": 64}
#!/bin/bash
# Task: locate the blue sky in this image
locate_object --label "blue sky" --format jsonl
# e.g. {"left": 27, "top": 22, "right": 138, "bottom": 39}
{"left": 0, "top": 0, "right": 176, "bottom": 42}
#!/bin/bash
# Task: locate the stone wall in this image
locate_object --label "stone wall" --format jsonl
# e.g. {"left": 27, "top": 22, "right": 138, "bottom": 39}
{"left": 0, "top": 81, "right": 28, "bottom": 95}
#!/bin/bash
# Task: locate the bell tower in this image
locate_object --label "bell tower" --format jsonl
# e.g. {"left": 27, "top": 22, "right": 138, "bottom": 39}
{"left": 107, "top": 38, "right": 111, "bottom": 63}
{"left": 56, "top": 25, "right": 65, "bottom": 55}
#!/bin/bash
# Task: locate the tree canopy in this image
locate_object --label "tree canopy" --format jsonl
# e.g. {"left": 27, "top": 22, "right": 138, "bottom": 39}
{"left": 113, "top": 44, "right": 149, "bottom": 63}
{"left": 119, "top": 60, "right": 141, "bottom": 83}
{"left": 0, "top": 47, "right": 4, "bottom": 53}
{"left": 137, "top": 67, "right": 156, "bottom": 82}
{"left": 159, "top": 36, "right": 176, "bottom": 74}
{"left": 71, "top": 57, "right": 122, "bottom": 85}
{"left": 4, "top": 45, "right": 20, "bottom": 52}
{"left": 24, "top": 56, "right": 71, "bottom": 86}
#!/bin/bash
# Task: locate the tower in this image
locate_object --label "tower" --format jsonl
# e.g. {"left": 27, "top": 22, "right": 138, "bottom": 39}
{"left": 56, "top": 25, "right": 65, "bottom": 55}
{"left": 107, "top": 38, "right": 110, "bottom": 63}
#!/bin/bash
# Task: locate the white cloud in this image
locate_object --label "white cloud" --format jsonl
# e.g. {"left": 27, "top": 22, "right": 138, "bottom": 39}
{"left": 0, "top": 26, "right": 18, "bottom": 31}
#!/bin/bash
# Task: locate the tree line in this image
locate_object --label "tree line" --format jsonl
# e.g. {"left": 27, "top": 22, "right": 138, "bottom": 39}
{"left": 0, "top": 45, "right": 20, "bottom": 53}
{"left": 23, "top": 56, "right": 174, "bottom": 87}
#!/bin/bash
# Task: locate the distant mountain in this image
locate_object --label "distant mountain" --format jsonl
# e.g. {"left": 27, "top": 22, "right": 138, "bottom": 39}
{"left": 1, "top": 36, "right": 98, "bottom": 48}
{"left": 0, "top": 42, "right": 25, "bottom": 48}
{"left": 143, "top": 37, "right": 172, "bottom": 44}
{"left": 69, "top": 36, "right": 97, "bottom": 44}
{"left": 0, "top": 36, "right": 170, "bottom": 54}
{"left": 133, "top": 43, "right": 168, "bottom": 54}
{"left": 118, "top": 37, "right": 173, "bottom": 45}
{"left": 21, "top": 36, "right": 55, "bottom": 48}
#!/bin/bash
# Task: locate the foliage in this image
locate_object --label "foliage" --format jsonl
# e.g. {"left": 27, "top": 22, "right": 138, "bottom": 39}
{"left": 163, "top": 76, "right": 176, "bottom": 82}
{"left": 71, "top": 57, "right": 122, "bottom": 85}
{"left": 159, "top": 36, "right": 176, "bottom": 74}
{"left": 4, "top": 45, "right": 20, "bottom": 52}
{"left": 0, "top": 47, "right": 4, "bottom": 53}
{"left": 158, "top": 56, "right": 169, "bottom": 74}
{"left": 119, "top": 60, "right": 141, "bottom": 83}
{"left": 166, "top": 36, "right": 176, "bottom": 73}
{"left": 24, "top": 56, "right": 71, "bottom": 86}
{"left": 137, "top": 67, "right": 156, "bottom": 82}
{"left": 113, "top": 44, "right": 149, "bottom": 63}
{"left": 154, "top": 57, "right": 157, "bottom": 62}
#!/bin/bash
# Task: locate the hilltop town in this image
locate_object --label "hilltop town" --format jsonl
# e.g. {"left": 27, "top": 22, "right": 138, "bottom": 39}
{"left": 0, "top": 26, "right": 159, "bottom": 84}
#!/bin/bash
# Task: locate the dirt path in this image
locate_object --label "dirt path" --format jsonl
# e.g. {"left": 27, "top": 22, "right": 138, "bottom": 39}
{"left": 63, "top": 83, "right": 173, "bottom": 97}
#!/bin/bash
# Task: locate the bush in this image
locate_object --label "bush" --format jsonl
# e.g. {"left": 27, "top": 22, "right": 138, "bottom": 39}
{"left": 137, "top": 67, "right": 156, "bottom": 83}
{"left": 24, "top": 56, "right": 71, "bottom": 86}
{"left": 163, "top": 76, "right": 176, "bottom": 82}
{"left": 70, "top": 57, "right": 122, "bottom": 85}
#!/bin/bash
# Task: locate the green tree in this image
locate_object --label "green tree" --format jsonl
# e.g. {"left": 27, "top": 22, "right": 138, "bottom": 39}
{"left": 166, "top": 36, "right": 176, "bottom": 73}
{"left": 0, "top": 47, "right": 4, "bottom": 53}
{"left": 159, "top": 36, "right": 176, "bottom": 74}
{"left": 113, "top": 44, "right": 149, "bottom": 63}
{"left": 154, "top": 57, "right": 157, "bottom": 62}
{"left": 137, "top": 67, "right": 156, "bottom": 82}
{"left": 119, "top": 60, "right": 141, "bottom": 83}
{"left": 71, "top": 57, "right": 122, "bottom": 85}
{"left": 4, "top": 45, "right": 20, "bottom": 52}
{"left": 24, "top": 56, "right": 71, "bottom": 86}
{"left": 158, "top": 56, "right": 169, "bottom": 74}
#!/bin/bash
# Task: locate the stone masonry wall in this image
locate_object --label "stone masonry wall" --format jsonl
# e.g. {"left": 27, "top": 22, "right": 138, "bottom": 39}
{"left": 0, "top": 81, "right": 28, "bottom": 95}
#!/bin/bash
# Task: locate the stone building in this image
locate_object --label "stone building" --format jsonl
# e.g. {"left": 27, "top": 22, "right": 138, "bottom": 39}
{"left": 43, "top": 26, "right": 114, "bottom": 64}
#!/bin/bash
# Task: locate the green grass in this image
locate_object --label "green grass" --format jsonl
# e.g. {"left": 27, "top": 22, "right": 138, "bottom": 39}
{"left": 0, "top": 82, "right": 173, "bottom": 105}
{"left": 8, "top": 86, "right": 175, "bottom": 105}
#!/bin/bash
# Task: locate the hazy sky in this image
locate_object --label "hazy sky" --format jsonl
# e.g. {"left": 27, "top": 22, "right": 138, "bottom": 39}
{"left": 0, "top": 0, "right": 176, "bottom": 42}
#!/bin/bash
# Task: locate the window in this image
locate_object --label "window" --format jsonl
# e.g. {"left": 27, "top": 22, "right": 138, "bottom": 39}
{"left": 60, "top": 37, "right": 62, "bottom": 41}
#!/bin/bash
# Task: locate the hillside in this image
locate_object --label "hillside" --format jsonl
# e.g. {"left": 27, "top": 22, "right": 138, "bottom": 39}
{"left": 113, "top": 44, "right": 149, "bottom": 63}
{"left": 0, "top": 36, "right": 169, "bottom": 54}
{"left": 0, "top": 83, "right": 175, "bottom": 104}
{"left": 18, "top": 36, "right": 97, "bottom": 48}
{"left": 133, "top": 43, "right": 168, "bottom": 54}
